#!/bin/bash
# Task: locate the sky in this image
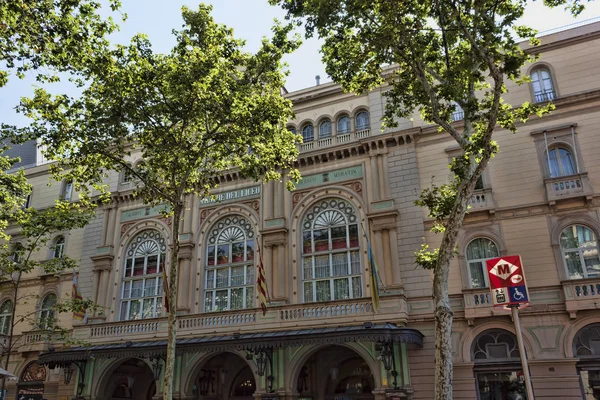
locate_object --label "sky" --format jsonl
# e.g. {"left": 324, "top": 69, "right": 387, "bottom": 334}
{"left": 1, "top": 0, "right": 600, "bottom": 127}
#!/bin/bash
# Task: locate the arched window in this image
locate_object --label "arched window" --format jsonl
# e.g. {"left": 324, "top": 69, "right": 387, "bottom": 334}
{"left": 319, "top": 119, "right": 332, "bottom": 139}
{"left": 0, "top": 300, "right": 12, "bottom": 335}
{"left": 61, "top": 181, "right": 73, "bottom": 202}
{"left": 548, "top": 146, "right": 576, "bottom": 178}
{"left": 466, "top": 238, "right": 499, "bottom": 288}
{"left": 205, "top": 215, "right": 255, "bottom": 312}
{"left": 355, "top": 111, "right": 370, "bottom": 131}
{"left": 531, "top": 67, "right": 556, "bottom": 103}
{"left": 18, "top": 362, "right": 46, "bottom": 398}
{"left": 560, "top": 225, "right": 600, "bottom": 280}
{"left": 121, "top": 163, "right": 133, "bottom": 184}
{"left": 337, "top": 115, "right": 351, "bottom": 135}
{"left": 301, "top": 198, "right": 361, "bottom": 303}
{"left": 573, "top": 323, "right": 600, "bottom": 398}
{"left": 120, "top": 230, "right": 167, "bottom": 320}
{"left": 39, "top": 293, "right": 57, "bottom": 330}
{"left": 302, "top": 124, "right": 314, "bottom": 143}
{"left": 288, "top": 126, "right": 297, "bottom": 135}
{"left": 472, "top": 329, "right": 527, "bottom": 399}
{"left": 52, "top": 236, "right": 65, "bottom": 259}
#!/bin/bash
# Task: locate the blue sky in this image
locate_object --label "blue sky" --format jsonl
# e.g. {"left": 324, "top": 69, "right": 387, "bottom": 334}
{"left": 1, "top": 0, "right": 600, "bottom": 127}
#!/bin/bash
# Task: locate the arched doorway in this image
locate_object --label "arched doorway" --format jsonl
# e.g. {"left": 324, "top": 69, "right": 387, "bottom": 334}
{"left": 573, "top": 322, "right": 600, "bottom": 399}
{"left": 295, "top": 345, "right": 375, "bottom": 400}
{"left": 17, "top": 361, "right": 46, "bottom": 400}
{"left": 98, "top": 358, "right": 155, "bottom": 400}
{"left": 191, "top": 352, "right": 256, "bottom": 400}
{"left": 471, "top": 329, "right": 527, "bottom": 400}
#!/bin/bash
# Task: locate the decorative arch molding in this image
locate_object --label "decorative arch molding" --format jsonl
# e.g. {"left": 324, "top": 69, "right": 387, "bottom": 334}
{"left": 285, "top": 342, "right": 382, "bottom": 394}
{"left": 332, "top": 109, "right": 352, "bottom": 123}
{"left": 180, "top": 350, "right": 260, "bottom": 396}
{"left": 117, "top": 219, "right": 172, "bottom": 254}
{"left": 549, "top": 213, "right": 600, "bottom": 247}
{"left": 561, "top": 315, "right": 600, "bottom": 358}
{"left": 297, "top": 118, "right": 315, "bottom": 131}
{"left": 459, "top": 322, "right": 535, "bottom": 363}
{"left": 290, "top": 185, "right": 367, "bottom": 222}
{"left": 351, "top": 106, "right": 370, "bottom": 119}
{"left": 315, "top": 114, "right": 334, "bottom": 127}
{"left": 91, "top": 357, "right": 154, "bottom": 399}
{"left": 198, "top": 203, "right": 260, "bottom": 241}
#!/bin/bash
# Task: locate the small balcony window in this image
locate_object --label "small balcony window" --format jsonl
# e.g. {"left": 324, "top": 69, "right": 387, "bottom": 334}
{"left": 466, "top": 238, "right": 499, "bottom": 288}
{"left": 355, "top": 111, "right": 370, "bottom": 131}
{"left": 52, "top": 236, "right": 65, "bottom": 259}
{"left": 548, "top": 147, "right": 576, "bottom": 178}
{"left": 531, "top": 67, "right": 556, "bottom": 103}
{"left": 560, "top": 225, "right": 600, "bottom": 280}
{"left": 38, "top": 293, "right": 57, "bottom": 330}
{"left": 319, "top": 120, "right": 332, "bottom": 139}
{"left": 337, "top": 115, "right": 351, "bottom": 135}
{"left": 302, "top": 124, "right": 314, "bottom": 143}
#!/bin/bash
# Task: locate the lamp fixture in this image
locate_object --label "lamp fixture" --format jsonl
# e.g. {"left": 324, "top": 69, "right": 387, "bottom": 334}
{"left": 198, "top": 369, "right": 214, "bottom": 395}
{"left": 150, "top": 357, "right": 164, "bottom": 381}
{"left": 377, "top": 341, "right": 399, "bottom": 389}
{"left": 63, "top": 366, "right": 74, "bottom": 385}
{"left": 61, "top": 361, "right": 86, "bottom": 396}
{"left": 249, "top": 347, "right": 275, "bottom": 393}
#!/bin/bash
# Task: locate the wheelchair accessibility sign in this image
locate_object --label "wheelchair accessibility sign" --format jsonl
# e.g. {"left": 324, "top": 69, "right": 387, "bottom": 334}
{"left": 486, "top": 255, "right": 530, "bottom": 306}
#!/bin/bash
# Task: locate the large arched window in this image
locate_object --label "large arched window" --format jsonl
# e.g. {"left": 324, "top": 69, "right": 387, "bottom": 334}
{"left": 319, "top": 119, "right": 332, "bottom": 139}
{"left": 560, "top": 225, "right": 600, "bottom": 280}
{"left": 52, "top": 236, "right": 65, "bottom": 259}
{"left": 120, "top": 230, "right": 167, "bottom": 320}
{"left": 466, "top": 238, "right": 499, "bottom": 288}
{"left": 573, "top": 323, "right": 600, "bottom": 399}
{"left": 0, "top": 300, "right": 12, "bottom": 335}
{"left": 337, "top": 115, "right": 351, "bottom": 135}
{"left": 548, "top": 146, "right": 576, "bottom": 178}
{"left": 531, "top": 67, "right": 556, "bottom": 103}
{"left": 355, "top": 111, "right": 370, "bottom": 131}
{"left": 205, "top": 215, "right": 255, "bottom": 312}
{"left": 39, "top": 293, "right": 57, "bottom": 330}
{"left": 302, "top": 124, "right": 314, "bottom": 143}
{"left": 301, "top": 198, "right": 361, "bottom": 303}
{"left": 472, "top": 329, "right": 527, "bottom": 399}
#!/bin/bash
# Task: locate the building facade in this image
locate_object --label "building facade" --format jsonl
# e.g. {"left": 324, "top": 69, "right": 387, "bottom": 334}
{"left": 3, "top": 20, "right": 600, "bottom": 400}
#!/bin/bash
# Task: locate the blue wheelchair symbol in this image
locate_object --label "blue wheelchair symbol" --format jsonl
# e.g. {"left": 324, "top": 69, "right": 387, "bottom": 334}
{"left": 509, "top": 285, "right": 528, "bottom": 303}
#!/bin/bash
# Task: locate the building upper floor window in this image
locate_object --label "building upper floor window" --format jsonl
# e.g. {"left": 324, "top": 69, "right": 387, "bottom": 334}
{"left": 319, "top": 120, "right": 332, "bottom": 139}
{"left": 302, "top": 198, "right": 362, "bottom": 303}
{"left": 531, "top": 67, "right": 556, "bottom": 103}
{"left": 302, "top": 124, "right": 314, "bottom": 143}
{"left": 466, "top": 238, "right": 499, "bottom": 288}
{"left": 52, "top": 236, "right": 65, "bottom": 259}
{"left": 548, "top": 146, "right": 576, "bottom": 178}
{"left": 0, "top": 300, "right": 12, "bottom": 335}
{"left": 39, "top": 293, "right": 57, "bottom": 330}
{"left": 288, "top": 126, "right": 297, "bottom": 135}
{"left": 21, "top": 193, "right": 32, "bottom": 209}
{"left": 61, "top": 181, "right": 73, "bottom": 202}
{"left": 205, "top": 215, "right": 255, "bottom": 312}
{"left": 560, "top": 224, "right": 600, "bottom": 280}
{"left": 337, "top": 115, "right": 351, "bottom": 135}
{"left": 121, "top": 163, "right": 133, "bottom": 184}
{"left": 355, "top": 111, "right": 369, "bottom": 131}
{"left": 120, "top": 230, "right": 167, "bottom": 321}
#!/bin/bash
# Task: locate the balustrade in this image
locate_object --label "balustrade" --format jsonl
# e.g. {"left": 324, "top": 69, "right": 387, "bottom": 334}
{"left": 298, "top": 129, "right": 371, "bottom": 153}
{"left": 563, "top": 278, "right": 600, "bottom": 318}
{"left": 545, "top": 173, "right": 593, "bottom": 204}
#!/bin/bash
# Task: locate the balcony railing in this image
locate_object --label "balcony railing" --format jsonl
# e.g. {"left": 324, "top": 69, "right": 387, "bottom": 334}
{"left": 299, "top": 129, "right": 371, "bottom": 152}
{"left": 74, "top": 296, "right": 406, "bottom": 343}
{"left": 462, "top": 288, "right": 509, "bottom": 322}
{"left": 544, "top": 172, "right": 593, "bottom": 205}
{"left": 534, "top": 91, "right": 556, "bottom": 103}
{"left": 469, "top": 188, "right": 495, "bottom": 212}
{"left": 563, "top": 278, "right": 600, "bottom": 318}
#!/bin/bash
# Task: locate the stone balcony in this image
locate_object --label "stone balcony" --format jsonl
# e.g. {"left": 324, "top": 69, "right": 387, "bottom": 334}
{"left": 462, "top": 288, "right": 509, "bottom": 324}
{"left": 562, "top": 278, "right": 600, "bottom": 318}
{"left": 468, "top": 188, "right": 496, "bottom": 213}
{"left": 73, "top": 295, "right": 407, "bottom": 344}
{"left": 544, "top": 172, "right": 593, "bottom": 206}
{"left": 298, "top": 129, "right": 371, "bottom": 152}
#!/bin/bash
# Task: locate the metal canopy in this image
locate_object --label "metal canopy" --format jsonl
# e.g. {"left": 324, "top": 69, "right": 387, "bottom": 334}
{"left": 38, "top": 322, "right": 424, "bottom": 365}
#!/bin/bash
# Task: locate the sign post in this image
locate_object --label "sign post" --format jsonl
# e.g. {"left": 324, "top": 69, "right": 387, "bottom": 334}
{"left": 486, "top": 255, "right": 535, "bottom": 400}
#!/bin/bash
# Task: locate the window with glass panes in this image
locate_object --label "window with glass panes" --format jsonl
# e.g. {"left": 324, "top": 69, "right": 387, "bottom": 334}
{"left": 337, "top": 115, "right": 351, "bottom": 135}
{"left": 302, "top": 199, "right": 362, "bottom": 302}
{"left": 0, "top": 300, "right": 12, "bottom": 335}
{"left": 355, "top": 111, "right": 370, "bottom": 130}
{"left": 548, "top": 147, "right": 576, "bottom": 178}
{"left": 531, "top": 68, "right": 556, "bottom": 103}
{"left": 466, "top": 238, "right": 499, "bottom": 288}
{"left": 39, "top": 293, "right": 56, "bottom": 329}
{"left": 205, "top": 216, "right": 255, "bottom": 312}
{"left": 120, "top": 230, "right": 167, "bottom": 321}
{"left": 560, "top": 225, "right": 600, "bottom": 279}
{"left": 52, "top": 236, "right": 65, "bottom": 259}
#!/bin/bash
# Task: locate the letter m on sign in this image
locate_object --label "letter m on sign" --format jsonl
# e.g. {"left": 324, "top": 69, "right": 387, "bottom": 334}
{"left": 486, "top": 256, "right": 523, "bottom": 290}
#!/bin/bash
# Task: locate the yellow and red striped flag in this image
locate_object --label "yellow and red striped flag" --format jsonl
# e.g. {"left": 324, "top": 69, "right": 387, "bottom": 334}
{"left": 257, "top": 238, "right": 270, "bottom": 316}
{"left": 72, "top": 271, "right": 87, "bottom": 322}
{"left": 162, "top": 266, "right": 170, "bottom": 313}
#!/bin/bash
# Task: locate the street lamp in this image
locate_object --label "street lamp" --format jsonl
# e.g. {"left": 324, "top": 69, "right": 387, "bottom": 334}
{"left": 198, "top": 369, "right": 214, "bottom": 395}
{"left": 63, "top": 366, "right": 74, "bottom": 385}
{"left": 377, "top": 341, "right": 399, "bottom": 389}
{"left": 249, "top": 347, "right": 275, "bottom": 393}
{"left": 151, "top": 357, "right": 163, "bottom": 380}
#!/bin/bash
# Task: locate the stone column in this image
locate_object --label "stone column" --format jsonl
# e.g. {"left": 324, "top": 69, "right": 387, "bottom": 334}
{"left": 382, "top": 229, "right": 393, "bottom": 286}
{"left": 370, "top": 156, "right": 381, "bottom": 202}
{"left": 177, "top": 258, "right": 191, "bottom": 311}
{"left": 377, "top": 154, "right": 387, "bottom": 200}
{"left": 388, "top": 228, "right": 402, "bottom": 286}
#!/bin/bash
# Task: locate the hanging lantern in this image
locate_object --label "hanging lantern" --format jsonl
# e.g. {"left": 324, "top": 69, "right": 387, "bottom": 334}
{"left": 330, "top": 366, "right": 339, "bottom": 381}
{"left": 63, "top": 366, "right": 74, "bottom": 385}
{"left": 256, "top": 351, "right": 267, "bottom": 377}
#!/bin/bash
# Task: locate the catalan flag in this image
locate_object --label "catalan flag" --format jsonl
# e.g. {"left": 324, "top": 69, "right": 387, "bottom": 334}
{"left": 162, "top": 266, "right": 170, "bottom": 313}
{"left": 362, "top": 225, "right": 380, "bottom": 312}
{"left": 72, "top": 271, "right": 87, "bottom": 322}
{"left": 257, "top": 238, "right": 269, "bottom": 316}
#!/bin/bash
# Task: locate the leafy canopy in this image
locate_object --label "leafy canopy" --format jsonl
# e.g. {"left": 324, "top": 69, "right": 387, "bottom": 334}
{"left": 18, "top": 4, "right": 301, "bottom": 208}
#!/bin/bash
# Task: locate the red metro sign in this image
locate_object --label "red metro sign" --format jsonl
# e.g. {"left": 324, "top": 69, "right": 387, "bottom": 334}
{"left": 486, "top": 255, "right": 529, "bottom": 307}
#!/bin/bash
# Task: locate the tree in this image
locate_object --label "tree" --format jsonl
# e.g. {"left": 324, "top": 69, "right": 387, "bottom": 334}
{"left": 271, "top": 0, "right": 586, "bottom": 398}
{"left": 0, "top": 201, "right": 93, "bottom": 393}
{"left": 0, "top": 0, "right": 122, "bottom": 240}
{"left": 17, "top": 5, "right": 301, "bottom": 398}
